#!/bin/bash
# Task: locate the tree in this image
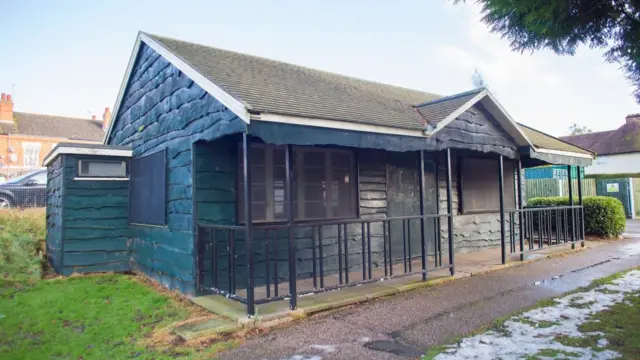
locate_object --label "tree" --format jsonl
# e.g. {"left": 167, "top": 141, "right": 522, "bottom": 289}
{"left": 456, "top": 0, "right": 640, "bottom": 103}
{"left": 569, "top": 123, "right": 592, "bottom": 135}
{"left": 471, "top": 68, "right": 488, "bottom": 89}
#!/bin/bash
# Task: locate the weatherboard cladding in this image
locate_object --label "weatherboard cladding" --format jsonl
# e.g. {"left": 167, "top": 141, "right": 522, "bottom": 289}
{"left": 45, "top": 156, "right": 64, "bottom": 273}
{"left": 60, "top": 154, "right": 131, "bottom": 275}
{"left": 107, "top": 43, "right": 246, "bottom": 294}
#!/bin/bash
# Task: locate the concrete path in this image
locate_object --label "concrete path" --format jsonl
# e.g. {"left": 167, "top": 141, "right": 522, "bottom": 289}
{"left": 218, "top": 225, "right": 640, "bottom": 360}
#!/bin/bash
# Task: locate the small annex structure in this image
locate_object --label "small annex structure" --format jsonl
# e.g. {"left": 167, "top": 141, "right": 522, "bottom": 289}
{"left": 45, "top": 32, "right": 594, "bottom": 316}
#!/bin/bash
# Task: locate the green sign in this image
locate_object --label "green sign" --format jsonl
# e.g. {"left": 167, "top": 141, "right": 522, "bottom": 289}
{"left": 606, "top": 183, "right": 619, "bottom": 193}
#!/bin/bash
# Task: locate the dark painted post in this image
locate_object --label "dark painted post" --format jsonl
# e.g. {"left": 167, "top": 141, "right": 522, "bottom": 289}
{"left": 285, "top": 144, "right": 297, "bottom": 310}
{"left": 498, "top": 155, "right": 506, "bottom": 264}
{"left": 242, "top": 133, "right": 255, "bottom": 316}
{"left": 568, "top": 165, "right": 575, "bottom": 249}
{"left": 577, "top": 166, "right": 585, "bottom": 247}
{"left": 445, "top": 148, "right": 455, "bottom": 276}
{"left": 517, "top": 160, "right": 524, "bottom": 261}
{"left": 418, "top": 150, "right": 427, "bottom": 281}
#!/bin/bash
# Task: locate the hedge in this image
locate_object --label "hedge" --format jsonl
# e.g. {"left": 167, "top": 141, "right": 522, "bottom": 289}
{"left": 526, "top": 196, "right": 626, "bottom": 238}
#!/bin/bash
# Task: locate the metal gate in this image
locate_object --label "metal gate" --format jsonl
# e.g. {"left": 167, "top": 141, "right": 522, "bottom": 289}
{"left": 595, "top": 178, "right": 632, "bottom": 218}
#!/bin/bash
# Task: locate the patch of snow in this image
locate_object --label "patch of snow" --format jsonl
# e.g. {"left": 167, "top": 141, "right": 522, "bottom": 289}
{"left": 308, "top": 345, "right": 337, "bottom": 353}
{"left": 434, "top": 270, "right": 640, "bottom": 360}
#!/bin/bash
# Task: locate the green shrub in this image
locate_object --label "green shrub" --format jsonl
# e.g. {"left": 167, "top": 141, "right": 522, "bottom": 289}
{"left": 526, "top": 196, "right": 626, "bottom": 238}
{"left": 0, "top": 209, "right": 46, "bottom": 284}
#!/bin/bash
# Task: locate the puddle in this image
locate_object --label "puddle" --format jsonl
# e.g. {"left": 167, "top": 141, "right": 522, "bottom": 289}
{"left": 364, "top": 340, "right": 424, "bottom": 358}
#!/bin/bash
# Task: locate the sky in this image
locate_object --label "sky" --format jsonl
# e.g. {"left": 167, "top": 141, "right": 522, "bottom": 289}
{"left": 1, "top": 0, "right": 638, "bottom": 137}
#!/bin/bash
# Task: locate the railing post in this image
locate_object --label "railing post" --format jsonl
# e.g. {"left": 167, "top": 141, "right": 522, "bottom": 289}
{"left": 242, "top": 133, "right": 255, "bottom": 317}
{"left": 445, "top": 148, "right": 455, "bottom": 276}
{"left": 418, "top": 150, "right": 427, "bottom": 281}
{"left": 517, "top": 160, "right": 524, "bottom": 261}
{"left": 568, "top": 165, "right": 575, "bottom": 249}
{"left": 285, "top": 144, "right": 297, "bottom": 310}
{"left": 577, "top": 166, "right": 585, "bottom": 247}
{"left": 498, "top": 155, "right": 506, "bottom": 264}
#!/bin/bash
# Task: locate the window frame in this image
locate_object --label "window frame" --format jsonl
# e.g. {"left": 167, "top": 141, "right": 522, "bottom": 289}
{"left": 76, "top": 159, "right": 129, "bottom": 179}
{"left": 236, "top": 142, "right": 359, "bottom": 224}
{"left": 22, "top": 142, "right": 41, "bottom": 169}
{"left": 458, "top": 156, "right": 516, "bottom": 214}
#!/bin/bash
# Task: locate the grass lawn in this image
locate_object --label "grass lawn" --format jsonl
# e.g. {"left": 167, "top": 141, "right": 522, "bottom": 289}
{"left": 425, "top": 268, "right": 640, "bottom": 359}
{"left": 0, "top": 274, "right": 237, "bottom": 360}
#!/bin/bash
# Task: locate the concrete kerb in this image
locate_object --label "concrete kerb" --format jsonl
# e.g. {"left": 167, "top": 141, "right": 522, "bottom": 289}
{"left": 180, "top": 243, "right": 592, "bottom": 339}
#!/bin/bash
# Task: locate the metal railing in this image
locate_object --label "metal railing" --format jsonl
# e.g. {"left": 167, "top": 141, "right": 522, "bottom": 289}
{"left": 196, "top": 213, "right": 453, "bottom": 309}
{"left": 507, "top": 205, "right": 584, "bottom": 259}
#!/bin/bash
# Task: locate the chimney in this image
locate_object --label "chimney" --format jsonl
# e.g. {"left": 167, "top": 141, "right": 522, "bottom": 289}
{"left": 626, "top": 113, "right": 640, "bottom": 124}
{"left": 102, "top": 107, "right": 111, "bottom": 130}
{"left": 0, "top": 93, "right": 14, "bottom": 122}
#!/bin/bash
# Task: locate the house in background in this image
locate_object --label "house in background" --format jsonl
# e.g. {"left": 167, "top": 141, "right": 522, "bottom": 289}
{"left": 0, "top": 93, "right": 108, "bottom": 179}
{"left": 44, "top": 32, "right": 594, "bottom": 316}
{"left": 561, "top": 114, "right": 640, "bottom": 218}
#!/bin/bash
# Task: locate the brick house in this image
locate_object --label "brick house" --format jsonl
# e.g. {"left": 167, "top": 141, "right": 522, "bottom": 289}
{"left": 0, "top": 93, "right": 108, "bottom": 178}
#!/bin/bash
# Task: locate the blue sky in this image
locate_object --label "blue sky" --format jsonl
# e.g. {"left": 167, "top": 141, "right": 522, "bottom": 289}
{"left": 1, "top": 0, "right": 637, "bottom": 137}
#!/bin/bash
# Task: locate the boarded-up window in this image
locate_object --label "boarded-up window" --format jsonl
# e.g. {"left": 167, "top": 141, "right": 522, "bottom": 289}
{"left": 460, "top": 157, "right": 515, "bottom": 213}
{"left": 238, "top": 144, "right": 357, "bottom": 222}
{"left": 130, "top": 149, "right": 166, "bottom": 225}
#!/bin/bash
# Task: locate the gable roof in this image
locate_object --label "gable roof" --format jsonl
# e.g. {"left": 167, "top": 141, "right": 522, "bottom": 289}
{"left": 107, "top": 32, "right": 593, "bottom": 160}
{"left": 1, "top": 112, "right": 104, "bottom": 141}
{"left": 518, "top": 123, "right": 592, "bottom": 155}
{"left": 415, "top": 88, "right": 485, "bottom": 126}
{"left": 148, "top": 33, "right": 440, "bottom": 131}
{"left": 560, "top": 122, "right": 640, "bottom": 156}
{"left": 560, "top": 131, "right": 614, "bottom": 151}
{"left": 590, "top": 121, "right": 640, "bottom": 155}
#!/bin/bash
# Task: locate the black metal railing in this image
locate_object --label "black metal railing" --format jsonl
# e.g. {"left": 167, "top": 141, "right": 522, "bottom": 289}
{"left": 506, "top": 205, "right": 584, "bottom": 259}
{"left": 196, "top": 213, "right": 453, "bottom": 309}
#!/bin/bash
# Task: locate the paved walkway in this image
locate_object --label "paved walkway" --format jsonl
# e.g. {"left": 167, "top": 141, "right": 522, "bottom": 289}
{"left": 217, "top": 224, "right": 640, "bottom": 360}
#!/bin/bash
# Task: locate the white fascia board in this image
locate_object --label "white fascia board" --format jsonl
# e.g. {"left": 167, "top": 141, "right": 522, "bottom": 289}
{"left": 104, "top": 32, "right": 251, "bottom": 145}
{"left": 534, "top": 147, "right": 594, "bottom": 159}
{"left": 43, "top": 147, "right": 133, "bottom": 167}
{"left": 483, "top": 91, "right": 533, "bottom": 148}
{"left": 424, "top": 89, "right": 488, "bottom": 136}
{"left": 140, "top": 33, "right": 250, "bottom": 123}
{"left": 252, "top": 113, "right": 426, "bottom": 137}
{"left": 104, "top": 33, "right": 143, "bottom": 144}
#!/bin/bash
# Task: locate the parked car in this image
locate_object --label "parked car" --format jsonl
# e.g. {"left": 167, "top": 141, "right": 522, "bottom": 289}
{"left": 0, "top": 169, "right": 47, "bottom": 208}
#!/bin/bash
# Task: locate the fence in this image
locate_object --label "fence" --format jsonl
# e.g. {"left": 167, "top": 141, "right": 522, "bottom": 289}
{"left": 525, "top": 178, "right": 596, "bottom": 201}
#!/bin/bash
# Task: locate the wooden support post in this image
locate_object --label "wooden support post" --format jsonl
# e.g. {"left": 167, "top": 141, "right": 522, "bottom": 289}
{"left": 498, "top": 155, "right": 506, "bottom": 265}
{"left": 445, "top": 149, "right": 455, "bottom": 276}
{"left": 242, "top": 133, "right": 255, "bottom": 316}
{"left": 418, "top": 150, "right": 427, "bottom": 281}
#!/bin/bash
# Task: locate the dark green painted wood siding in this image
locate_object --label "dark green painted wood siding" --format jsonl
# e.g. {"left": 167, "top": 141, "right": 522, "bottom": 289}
{"left": 46, "top": 156, "right": 64, "bottom": 273}
{"left": 107, "top": 44, "right": 246, "bottom": 294}
{"left": 60, "top": 155, "right": 131, "bottom": 275}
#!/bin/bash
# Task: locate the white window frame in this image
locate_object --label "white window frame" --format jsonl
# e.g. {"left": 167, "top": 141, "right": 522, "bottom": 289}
{"left": 77, "top": 159, "right": 129, "bottom": 179}
{"left": 22, "top": 142, "right": 41, "bottom": 169}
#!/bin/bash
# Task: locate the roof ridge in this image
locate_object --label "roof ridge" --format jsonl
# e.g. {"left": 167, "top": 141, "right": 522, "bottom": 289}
{"left": 13, "top": 111, "right": 101, "bottom": 122}
{"left": 145, "top": 32, "right": 441, "bottom": 100}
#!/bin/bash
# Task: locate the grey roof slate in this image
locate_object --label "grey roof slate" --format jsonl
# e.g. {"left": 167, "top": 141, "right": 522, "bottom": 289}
{"left": 415, "top": 88, "right": 483, "bottom": 125}
{"left": 144, "top": 33, "right": 592, "bottom": 157}
{"left": 0, "top": 112, "right": 104, "bottom": 141}
{"left": 148, "top": 34, "right": 440, "bottom": 130}
{"left": 559, "top": 131, "right": 614, "bottom": 151}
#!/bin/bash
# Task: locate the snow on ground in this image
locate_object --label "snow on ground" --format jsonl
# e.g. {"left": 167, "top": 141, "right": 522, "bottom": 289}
{"left": 434, "top": 270, "right": 640, "bottom": 360}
